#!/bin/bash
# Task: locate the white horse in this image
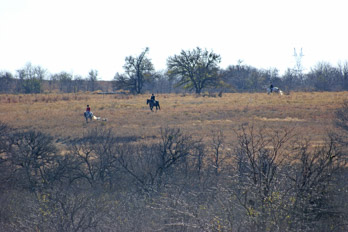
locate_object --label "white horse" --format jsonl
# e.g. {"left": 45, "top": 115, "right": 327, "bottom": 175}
{"left": 84, "top": 111, "right": 107, "bottom": 123}
{"left": 267, "top": 86, "right": 283, "bottom": 95}
{"left": 84, "top": 111, "right": 94, "bottom": 123}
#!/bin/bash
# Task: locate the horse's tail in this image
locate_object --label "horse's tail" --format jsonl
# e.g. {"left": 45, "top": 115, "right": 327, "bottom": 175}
{"left": 157, "top": 101, "right": 160, "bottom": 110}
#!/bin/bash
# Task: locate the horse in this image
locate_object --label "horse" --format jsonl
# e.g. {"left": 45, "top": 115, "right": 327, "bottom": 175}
{"left": 84, "top": 111, "right": 94, "bottom": 123}
{"left": 146, "top": 99, "right": 160, "bottom": 111}
{"left": 267, "top": 86, "right": 283, "bottom": 95}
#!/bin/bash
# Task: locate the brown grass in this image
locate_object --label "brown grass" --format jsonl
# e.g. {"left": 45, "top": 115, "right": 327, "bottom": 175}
{"left": 0, "top": 91, "right": 347, "bottom": 144}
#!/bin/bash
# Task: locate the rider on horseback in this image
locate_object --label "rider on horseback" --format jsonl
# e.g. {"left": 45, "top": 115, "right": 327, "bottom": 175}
{"left": 270, "top": 83, "right": 274, "bottom": 93}
{"left": 147, "top": 94, "right": 160, "bottom": 111}
{"left": 151, "top": 93, "right": 156, "bottom": 104}
{"left": 85, "top": 105, "right": 92, "bottom": 118}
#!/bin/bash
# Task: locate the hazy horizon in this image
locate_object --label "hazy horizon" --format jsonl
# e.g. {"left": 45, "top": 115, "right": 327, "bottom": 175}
{"left": 1, "top": 0, "right": 347, "bottom": 80}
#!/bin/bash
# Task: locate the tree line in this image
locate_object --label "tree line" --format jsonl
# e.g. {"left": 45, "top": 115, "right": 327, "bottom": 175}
{"left": 0, "top": 63, "right": 101, "bottom": 94}
{"left": 1, "top": 47, "right": 348, "bottom": 94}
{"left": 1, "top": 102, "right": 348, "bottom": 231}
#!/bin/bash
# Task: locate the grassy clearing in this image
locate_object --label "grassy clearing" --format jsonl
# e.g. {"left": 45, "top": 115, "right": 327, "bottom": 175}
{"left": 0, "top": 91, "right": 347, "bottom": 144}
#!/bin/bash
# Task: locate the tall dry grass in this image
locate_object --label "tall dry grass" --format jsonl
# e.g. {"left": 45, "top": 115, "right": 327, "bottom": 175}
{"left": 0, "top": 91, "right": 347, "bottom": 143}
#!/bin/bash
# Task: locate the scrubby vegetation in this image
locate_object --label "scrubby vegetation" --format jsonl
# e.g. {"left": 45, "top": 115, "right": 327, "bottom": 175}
{"left": 0, "top": 122, "right": 347, "bottom": 231}
{"left": 0, "top": 92, "right": 348, "bottom": 231}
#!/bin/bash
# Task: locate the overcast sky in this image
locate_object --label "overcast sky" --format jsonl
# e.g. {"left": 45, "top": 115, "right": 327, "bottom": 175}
{"left": 1, "top": 0, "right": 347, "bottom": 80}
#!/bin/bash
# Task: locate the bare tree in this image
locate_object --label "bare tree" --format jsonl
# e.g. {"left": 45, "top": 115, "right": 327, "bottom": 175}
{"left": 210, "top": 130, "right": 227, "bottom": 176}
{"left": 114, "top": 47, "right": 154, "bottom": 94}
{"left": 335, "top": 100, "right": 348, "bottom": 132}
{"left": 287, "top": 137, "right": 345, "bottom": 231}
{"left": 87, "top": 70, "right": 98, "bottom": 92}
{"left": 0, "top": 72, "right": 15, "bottom": 93}
{"left": 7, "top": 130, "right": 60, "bottom": 191}
{"left": 66, "top": 127, "right": 120, "bottom": 190}
{"left": 167, "top": 47, "right": 222, "bottom": 94}
{"left": 51, "top": 72, "right": 73, "bottom": 93}
{"left": 16, "top": 63, "right": 46, "bottom": 93}
{"left": 115, "top": 127, "right": 199, "bottom": 192}
{"left": 229, "top": 124, "right": 293, "bottom": 231}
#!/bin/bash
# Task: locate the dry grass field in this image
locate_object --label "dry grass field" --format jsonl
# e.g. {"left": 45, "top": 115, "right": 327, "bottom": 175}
{"left": 0, "top": 91, "right": 347, "bottom": 144}
{"left": 1, "top": 91, "right": 348, "bottom": 232}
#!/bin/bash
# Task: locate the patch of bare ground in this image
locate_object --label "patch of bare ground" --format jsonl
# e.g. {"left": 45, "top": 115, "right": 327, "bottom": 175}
{"left": 255, "top": 116, "right": 306, "bottom": 122}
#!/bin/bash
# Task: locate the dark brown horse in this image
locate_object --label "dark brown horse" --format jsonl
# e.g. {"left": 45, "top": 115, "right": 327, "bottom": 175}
{"left": 146, "top": 99, "right": 160, "bottom": 111}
